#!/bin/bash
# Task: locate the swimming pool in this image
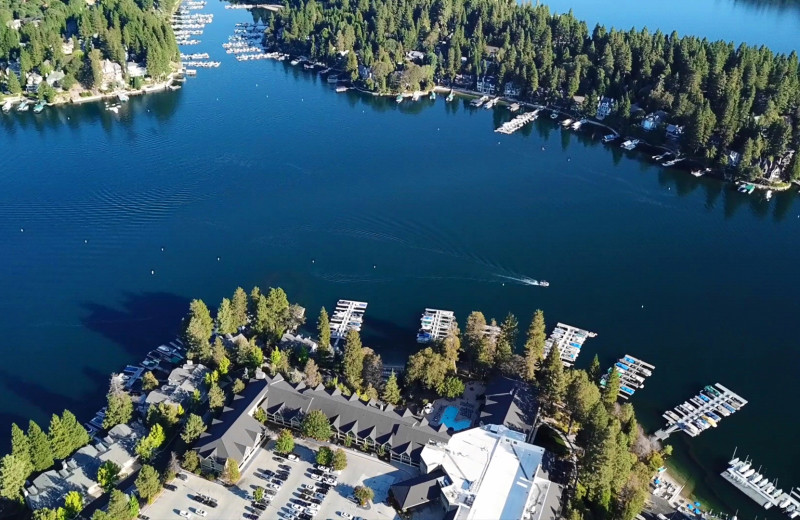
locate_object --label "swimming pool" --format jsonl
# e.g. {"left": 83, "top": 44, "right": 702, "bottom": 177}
{"left": 440, "top": 406, "right": 472, "bottom": 431}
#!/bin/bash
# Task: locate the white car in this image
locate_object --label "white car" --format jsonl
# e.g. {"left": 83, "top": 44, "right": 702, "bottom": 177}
{"left": 195, "top": 510, "right": 207, "bottom": 517}
{"left": 178, "top": 511, "right": 191, "bottom": 518}
{"left": 339, "top": 513, "right": 353, "bottom": 519}
{"left": 310, "top": 473, "right": 323, "bottom": 481}
{"left": 304, "top": 508, "right": 317, "bottom": 517}
{"left": 323, "top": 477, "right": 337, "bottom": 485}
{"left": 268, "top": 482, "right": 281, "bottom": 490}
{"left": 286, "top": 453, "right": 299, "bottom": 461}
{"left": 307, "top": 503, "right": 320, "bottom": 511}
{"left": 301, "top": 483, "right": 314, "bottom": 490}
{"left": 290, "top": 503, "right": 304, "bottom": 511}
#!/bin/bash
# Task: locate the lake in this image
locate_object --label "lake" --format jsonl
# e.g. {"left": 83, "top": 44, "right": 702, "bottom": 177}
{"left": 2, "top": 1, "right": 799, "bottom": 518}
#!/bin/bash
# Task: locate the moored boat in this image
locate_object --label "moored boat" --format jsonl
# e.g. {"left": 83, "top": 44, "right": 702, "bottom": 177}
{"left": 1, "top": 101, "right": 12, "bottom": 112}
{"left": 33, "top": 101, "right": 45, "bottom": 113}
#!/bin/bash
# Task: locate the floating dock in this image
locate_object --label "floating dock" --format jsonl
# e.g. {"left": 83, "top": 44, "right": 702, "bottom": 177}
{"left": 543, "top": 323, "right": 597, "bottom": 367}
{"left": 330, "top": 299, "right": 367, "bottom": 348}
{"left": 722, "top": 454, "right": 800, "bottom": 515}
{"left": 654, "top": 384, "right": 747, "bottom": 440}
{"left": 416, "top": 309, "right": 456, "bottom": 344}
{"left": 495, "top": 110, "right": 539, "bottom": 134}
{"left": 600, "top": 354, "right": 654, "bottom": 399}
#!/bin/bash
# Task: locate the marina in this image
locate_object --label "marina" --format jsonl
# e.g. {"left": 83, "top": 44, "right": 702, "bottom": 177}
{"left": 329, "top": 299, "right": 368, "bottom": 349}
{"left": 721, "top": 453, "right": 800, "bottom": 516}
{"left": 654, "top": 384, "right": 747, "bottom": 440}
{"left": 470, "top": 95, "right": 489, "bottom": 107}
{"left": 600, "top": 354, "right": 655, "bottom": 399}
{"left": 543, "top": 323, "right": 597, "bottom": 367}
{"left": 621, "top": 139, "right": 640, "bottom": 150}
{"left": 415, "top": 308, "right": 456, "bottom": 344}
{"left": 495, "top": 110, "right": 539, "bottom": 135}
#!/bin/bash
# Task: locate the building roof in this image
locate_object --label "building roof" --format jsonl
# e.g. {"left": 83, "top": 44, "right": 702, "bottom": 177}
{"left": 195, "top": 379, "right": 268, "bottom": 464}
{"left": 260, "top": 375, "right": 450, "bottom": 462}
{"left": 390, "top": 468, "right": 445, "bottom": 510}
{"left": 480, "top": 377, "right": 537, "bottom": 435}
{"left": 421, "top": 424, "right": 554, "bottom": 520}
{"left": 25, "top": 423, "right": 143, "bottom": 510}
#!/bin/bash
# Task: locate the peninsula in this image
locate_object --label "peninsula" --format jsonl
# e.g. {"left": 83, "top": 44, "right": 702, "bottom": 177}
{"left": 1, "top": 286, "right": 687, "bottom": 520}
{"left": 261, "top": 0, "right": 800, "bottom": 185}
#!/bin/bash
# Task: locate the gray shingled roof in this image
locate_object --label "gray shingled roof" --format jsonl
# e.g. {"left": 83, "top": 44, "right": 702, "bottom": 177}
{"left": 390, "top": 468, "right": 445, "bottom": 510}
{"left": 479, "top": 376, "right": 537, "bottom": 435}
{"left": 261, "top": 375, "right": 450, "bottom": 462}
{"left": 195, "top": 379, "right": 268, "bottom": 464}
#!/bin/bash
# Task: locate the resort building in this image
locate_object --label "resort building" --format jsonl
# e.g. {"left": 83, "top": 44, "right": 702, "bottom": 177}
{"left": 195, "top": 378, "right": 269, "bottom": 473}
{"left": 642, "top": 111, "right": 667, "bottom": 131}
{"left": 259, "top": 374, "right": 450, "bottom": 466}
{"left": 25, "top": 423, "right": 145, "bottom": 510}
{"left": 476, "top": 76, "right": 497, "bottom": 95}
{"left": 390, "top": 424, "right": 561, "bottom": 520}
{"left": 279, "top": 331, "right": 318, "bottom": 354}
{"left": 479, "top": 376, "right": 539, "bottom": 442}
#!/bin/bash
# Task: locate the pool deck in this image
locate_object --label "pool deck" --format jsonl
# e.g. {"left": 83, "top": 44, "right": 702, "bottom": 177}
{"left": 427, "top": 382, "right": 486, "bottom": 430}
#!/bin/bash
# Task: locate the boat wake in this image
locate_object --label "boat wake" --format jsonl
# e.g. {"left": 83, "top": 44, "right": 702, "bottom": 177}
{"left": 496, "top": 274, "right": 550, "bottom": 287}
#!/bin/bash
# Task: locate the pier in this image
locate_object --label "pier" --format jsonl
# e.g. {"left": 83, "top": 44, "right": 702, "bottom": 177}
{"left": 654, "top": 384, "right": 747, "bottom": 440}
{"left": 224, "top": 3, "right": 283, "bottom": 11}
{"left": 600, "top": 354, "right": 654, "bottom": 399}
{"left": 543, "top": 323, "right": 597, "bottom": 367}
{"left": 721, "top": 454, "right": 800, "bottom": 514}
{"left": 329, "top": 299, "right": 367, "bottom": 349}
{"left": 495, "top": 109, "right": 539, "bottom": 134}
{"left": 416, "top": 308, "right": 456, "bottom": 344}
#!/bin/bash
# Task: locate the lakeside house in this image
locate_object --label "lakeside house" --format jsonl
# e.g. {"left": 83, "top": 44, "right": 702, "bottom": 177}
{"left": 476, "top": 76, "right": 496, "bottom": 95}
{"left": 25, "top": 423, "right": 145, "bottom": 510}
{"left": 25, "top": 72, "right": 43, "bottom": 93}
{"left": 137, "top": 361, "right": 208, "bottom": 414}
{"left": 596, "top": 96, "right": 615, "bottom": 120}
{"left": 503, "top": 82, "right": 521, "bottom": 98}
{"left": 666, "top": 124, "right": 685, "bottom": 140}
{"left": 46, "top": 70, "right": 66, "bottom": 88}
{"left": 279, "top": 331, "right": 318, "bottom": 354}
{"left": 389, "top": 424, "right": 561, "bottom": 520}
{"left": 126, "top": 61, "right": 147, "bottom": 78}
{"left": 642, "top": 111, "right": 668, "bottom": 131}
{"left": 100, "top": 59, "right": 123, "bottom": 90}
{"left": 405, "top": 50, "right": 425, "bottom": 62}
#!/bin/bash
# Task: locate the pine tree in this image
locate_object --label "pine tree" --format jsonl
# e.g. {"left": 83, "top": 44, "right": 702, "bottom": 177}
{"left": 499, "top": 313, "right": 519, "bottom": 350}
{"left": 342, "top": 329, "right": 365, "bottom": 391}
{"left": 602, "top": 369, "right": 621, "bottom": 409}
{"left": 317, "top": 307, "right": 331, "bottom": 353}
{"left": 135, "top": 465, "right": 161, "bottom": 503}
{"left": 523, "top": 310, "right": 546, "bottom": 381}
{"left": 439, "top": 325, "right": 461, "bottom": 372}
{"left": 464, "top": 311, "right": 488, "bottom": 367}
{"left": 224, "top": 458, "right": 240, "bottom": 484}
{"left": 0, "top": 454, "right": 29, "bottom": 501}
{"left": 103, "top": 386, "right": 133, "bottom": 429}
{"left": 141, "top": 371, "right": 159, "bottom": 391}
{"left": 275, "top": 429, "right": 294, "bottom": 454}
{"left": 28, "top": 421, "right": 54, "bottom": 472}
{"left": 6, "top": 72, "right": 22, "bottom": 94}
{"left": 182, "top": 299, "right": 214, "bottom": 351}
{"left": 181, "top": 414, "right": 206, "bottom": 444}
{"left": 96, "top": 461, "right": 121, "bottom": 492}
{"left": 588, "top": 354, "right": 601, "bottom": 382}
{"left": 538, "top": 344, "right": 566, "bottom": 414}
{"left": 382, "top": 370, "right": 401, "bottom": 405}
{"left": 304, "top": 359, "right": 321, "bottom": 387}
{"left": 9, "top": 424, "right": 32, "bottom": 479}
{"left": 216, "top": 297, "right": 236, "bottom": 335}
{"left": 64, "top": 490, "right": 84, "bottom": 517}
{"left": 231, "top": 287, "right": 249, "bottom": 329}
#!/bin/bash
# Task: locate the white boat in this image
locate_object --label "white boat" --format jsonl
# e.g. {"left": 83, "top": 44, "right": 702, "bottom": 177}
{"left": 779, "top": 499, "right": 792, "bottom": 508}
{"left": 1, "top": 101, "right": 12, "bottom": 112}
{"left": 118, "top": 92, "right": 129, "bottom": 102}
{"left": 766, "top": 190, "right": 773, "bottom": 200}
{"left": 742, "top": 468, "right": 756, "bottom": 478}
{"left": 17, "top": 100, "right": 30, "bottom": 112}
{"left": 620, "top": 139, "right": 640, "bottom": 150}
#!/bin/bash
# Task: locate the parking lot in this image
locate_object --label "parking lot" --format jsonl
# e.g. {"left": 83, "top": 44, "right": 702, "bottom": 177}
{"left": 142, "top": 439, "right": 408, "bottom": 520}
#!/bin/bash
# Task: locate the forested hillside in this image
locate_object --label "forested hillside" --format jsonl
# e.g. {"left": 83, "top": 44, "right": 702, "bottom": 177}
{"left": 0, "top": 0, "right": 178, "bottom": 95}
{"left": 265, "top": 0, "right": 800, "bottom": 180}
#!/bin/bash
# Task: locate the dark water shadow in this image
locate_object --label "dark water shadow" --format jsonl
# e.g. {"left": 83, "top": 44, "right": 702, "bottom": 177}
{"left": 80, "top": 291, "right": 190, "bottom": 359}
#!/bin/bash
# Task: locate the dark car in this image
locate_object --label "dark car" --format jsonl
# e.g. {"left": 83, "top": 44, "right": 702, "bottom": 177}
{"left": 261, "top": 469, "right": 275, "bottom": 477}
{"left": 177, "top": 473, "right": 189, "bottom": 481}
{"left": 137, "top": 515, "right": 150, "bottom": 520}
{"left": 191, "top": 494, "right": 206, "bottom": 502}
{"left": 279, "top": 464, "right": 292, "bottom": 471}
{"left": 163, "top": 483, "right": 177, "bottom": 491}
{"left": 309, "top": 498, "right": 322, "bottom": 505}
{"left": 253, "top": 502, "right": 267, "bottom": 511}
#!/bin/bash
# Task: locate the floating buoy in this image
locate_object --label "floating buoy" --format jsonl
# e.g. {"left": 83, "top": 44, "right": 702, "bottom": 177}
{"left": 20, "top": 228, "right": 24, "bottom": 232}
{"left": 373, "top": 265, "right": 376, "bottom": 269}
{"left": 84, "top": 239, "right": 88, "bottom": 244}
{"left": 312, "top": 259, "right": 315, "bottom": 263}
{"left": 151, "top": 270, "right": 155, "bottom": 275}
{"left": 217, "top": 257, "right": 220, "bottom": 261}
{"left": 161, "top": 247, "right": 164, "bottom": 251}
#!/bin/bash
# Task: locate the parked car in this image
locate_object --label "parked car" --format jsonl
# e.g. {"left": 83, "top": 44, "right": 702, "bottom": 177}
{"left": 290, "top": 503, "right": 304, "bottom": 511}
{"left": 137, "top": 515, "right": 150, "bottom": 520}
{"left": 286, "top": 453, "right": 299, "bottom": 461}
{"left": 194, "top": 510, "right": 207, "bottom": 517}
{"left": 164, "top": 484, "right": 178, "bottom": 491}
{"left": 178, "top": 511, "right": 191, "bottom": 518}
{"left": 177, "top": 473, "right": 188, "bottom": 481}
{"left": 323, "top": 477, "right": 337, "bottom": 485}
{"left": 253, "top": 502, "right": 267, "bottom": 511}
{"left": 261, "top": 469, "right": 275, "bottom": 477}
{"left": 310, "top": 473, "right": 323, "bottom": 481}
{"left": 279, "top": 464, "right": 292, "bottom": 471}
{"left": 338, "top": 513, "right": 353, "bottom": 519}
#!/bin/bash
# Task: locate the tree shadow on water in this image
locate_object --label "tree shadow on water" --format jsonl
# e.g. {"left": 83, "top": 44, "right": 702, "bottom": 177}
{"left": 80, "top": 291, "right": 190, "bottom": 359}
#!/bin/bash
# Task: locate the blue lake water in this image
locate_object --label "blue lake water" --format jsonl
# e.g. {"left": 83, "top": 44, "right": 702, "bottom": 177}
{"left": 2, "top": 1, "right": 800, "bottom": 517}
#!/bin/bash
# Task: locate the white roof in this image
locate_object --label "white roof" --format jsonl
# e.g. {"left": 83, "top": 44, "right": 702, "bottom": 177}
{"left": 422, "top": 424, "right": 548, "bottom": 520}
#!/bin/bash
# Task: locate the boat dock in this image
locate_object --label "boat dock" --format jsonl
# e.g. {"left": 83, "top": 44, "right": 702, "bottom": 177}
{"left": 544, "top": 323, "right": 597, "bottom": 367}
{"left": 330, "top": 299, "right": 367, "bottom": 348}
{"left": 721, "top": 454, "right": 800, "bottom": 515}
{"left": 600, "top": 354, "right": 654, "bottom": 399}
{"left": 416, "top": 309, "right": 456, "bottom": 344}
{"left": 654, "top": 384, "right": 747, "bottom": 440}
{"left": 470, "top": 95, "right": 489, "bottom": 107}
{"left": 495, "top": 109, "right": 539, "bottom": 134}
